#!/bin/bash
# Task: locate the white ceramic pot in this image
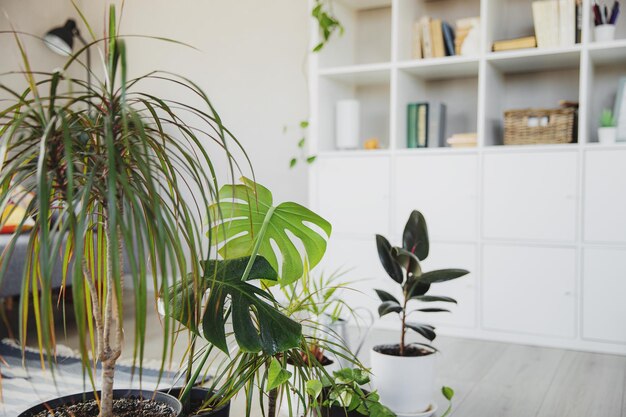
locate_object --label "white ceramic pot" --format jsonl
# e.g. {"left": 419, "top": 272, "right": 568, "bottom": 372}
{"left": 595, "top": 24, "right": 616, "bottom": 42}
{"left": 335, "top": 99, "right": 360, "bottom": 150}
{"left": 598, "top": 127, "right": 617, "bottom": 144}
{"left": 370, "top": 346, "right": 436, "bottom": 415}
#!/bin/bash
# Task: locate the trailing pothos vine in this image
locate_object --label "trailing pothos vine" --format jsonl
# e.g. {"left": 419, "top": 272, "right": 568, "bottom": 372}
{"left": 288, "top": 0, "right": 343, "bottom": 169}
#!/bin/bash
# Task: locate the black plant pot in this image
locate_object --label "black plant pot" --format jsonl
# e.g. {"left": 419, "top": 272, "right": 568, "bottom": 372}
{"left": 317, "top": 389, "right": 370, "bottom": 417}
{"left": 159, "top": 387, "right": 231, "bottom": 417}
{"left": 18, "top": 389, "right": 183, "bottom": 417}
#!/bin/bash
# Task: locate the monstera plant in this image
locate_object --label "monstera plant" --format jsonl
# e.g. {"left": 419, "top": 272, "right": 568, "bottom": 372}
{"left": 209, "top": 177, "right": 332, "bottom": 285}
{"left": 167, "top": 178, "right": 334, "bottom": 416}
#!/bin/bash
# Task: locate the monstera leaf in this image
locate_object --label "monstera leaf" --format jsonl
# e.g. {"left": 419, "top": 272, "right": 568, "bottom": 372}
{"left": 168, "top": 256, "right": 301, "bottom": 355}
{"left": 210, "top": 177, "right": 332, "bottom": 285}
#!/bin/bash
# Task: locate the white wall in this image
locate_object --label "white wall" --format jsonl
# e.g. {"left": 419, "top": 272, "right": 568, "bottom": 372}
{"left": 80, "top": 0, "right": 311, "bottom": 204}
{"left": 1, "top": 0, "right": 311, "bottom": 204}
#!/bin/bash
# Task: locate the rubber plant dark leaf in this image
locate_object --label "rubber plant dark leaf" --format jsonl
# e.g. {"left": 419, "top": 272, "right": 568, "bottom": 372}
{"left": 420, "top": 268, "right": 469, "bottom": 284}
{"left": 168, "top": 256, "right": 302, "bottom": 355}
{"left": 411, "top": 295, "right": 458, "bottom": 304}
{"left": 406, "top": 322, "right": 437, "bottom": 341}
{"left": 416, "top": 308, "right": 451, "bottom": 313}
{"left": 375, "top": 289, "right": 400, "bottom": 304}
{"left": 406, "top": 276, "right": 431, "bottom": 298}
{"left": 376, "top": 235, "right": 403, "bottom": 283}
{"left": 378, "top": 300, "right": 403, "bottom": 317}
{"left": 402, "top": 210, "right": 429, "bottom": 261}
{"left": 391, "top": 247, "right": 422, "bottom": 276}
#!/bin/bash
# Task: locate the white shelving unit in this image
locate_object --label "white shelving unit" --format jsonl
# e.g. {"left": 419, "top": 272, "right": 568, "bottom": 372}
{"left": 308, "top": 0, "right": 626, "bottom": 355}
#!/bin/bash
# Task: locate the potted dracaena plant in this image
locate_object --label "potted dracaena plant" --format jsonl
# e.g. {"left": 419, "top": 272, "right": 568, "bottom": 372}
{"left": 370, "top": 210, "right": 469, "bottom": 416}
{"left": 0, "top": 6, "right": 306, "bottom": 417}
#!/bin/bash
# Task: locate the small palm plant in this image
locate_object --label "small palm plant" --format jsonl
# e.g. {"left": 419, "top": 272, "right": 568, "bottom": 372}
{"left": 375, "top": 210, "right": 469, "bottom": 355}
{"left": 0, "top": 6, "right": 249, "bottom": 416}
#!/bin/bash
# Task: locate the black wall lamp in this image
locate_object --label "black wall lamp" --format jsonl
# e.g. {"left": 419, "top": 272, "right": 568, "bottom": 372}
{"left": 44, "top": 19, "right": 91, "bottom": 90}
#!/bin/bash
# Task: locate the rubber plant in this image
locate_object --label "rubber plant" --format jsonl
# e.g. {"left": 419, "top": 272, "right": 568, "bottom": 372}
{"left": 167, "top": 177, "right": 334, "bottom": 416}
{"left": 0, "top": 6, "right": 249, "bottom": 416}
{"left": 375, "top": 210, "right": 469, "bottom": 355}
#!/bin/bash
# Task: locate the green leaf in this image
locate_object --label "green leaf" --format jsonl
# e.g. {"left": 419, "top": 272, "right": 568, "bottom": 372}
{"left": 376, "top": 235, "right": 403, "bottom": 283}
{"left": 442, "top": 386, "right": 455, "bottom": 401}
{"left": 402, "top": 210, "right": 429, "bottom": 261}
{"left": 306, "top": 155, "right": 317, "bottom": 164}
{"left": 290, "top": 158, "right": 297, "bottom": 168}
{"left": 306, "top": 379, "right": 323, "bottom": 398}
{"left": 406, "top": 277, "right": 431, "bottom": 298}
{"left": 168, "top": 256, "right": 302, "bottom": 355}
{"left": 210, "top": 177, "right": 332, "bottom": 285}
{"left": 267, "top": 358, "right": 292, "bottom": 391}
{"left": 417, "top": 308, "right": 450, "bottom": 313}
{"left": 374, "top": 289, "right": 400, "bottom": 304}
{"left": 412, "top": 295, "right": 457, "bottom": 303}
{"left": 420, "top": 269, "right": 469, "bottom": 284}
{"left": 405, "top": 322, "right": 436, "bottom": 341}
{"left": 378, "top": 300, "right": 403, "bottom": 317}
{"left": 298, "top": 138, "right": 306, "bottom": 148}
{"left": 300, "top": 121, "right": 309, "bottom": 129}
{"left": 392, "top": 247, "right": 422, "bottom": 276}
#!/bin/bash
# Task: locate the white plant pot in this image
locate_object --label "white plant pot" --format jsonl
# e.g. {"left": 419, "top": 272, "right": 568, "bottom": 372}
{"left": 370, "top": 346, "right": 436, "bottom": 415}
{"left": 598, "top": 127, "right": 617, "bottom": 144}
{"left": 595, "top": 24, "right": 616, "bottom": 42}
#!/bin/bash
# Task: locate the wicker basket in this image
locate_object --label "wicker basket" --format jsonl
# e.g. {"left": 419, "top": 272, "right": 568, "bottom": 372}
{"left": 504, "top": 107, "right": 577, "bottom": 145}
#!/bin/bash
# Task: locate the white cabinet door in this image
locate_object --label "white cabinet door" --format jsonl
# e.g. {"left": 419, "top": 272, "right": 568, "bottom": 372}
{"left": 418, "top": 243, "right": 477, "bottom": 329}
{"left": 393, "top": 154, "right": 478, "bottom": 241}
{"left": 317, "top": 236, "right": 399, "bottom": 328}
{"left": 582, "top": 248, "right": 626, "bottom": 343}
{"left": 584, "top": 150, "right": 626, "bottom": 243}
{"left": 482, "top": 245, "right": 576, "bottom": 338}
{"left": 483, "top": 152, "right": 578, "bottom": 242}
{"left": 314, "top": 156, "right": 390, "bottom": 237}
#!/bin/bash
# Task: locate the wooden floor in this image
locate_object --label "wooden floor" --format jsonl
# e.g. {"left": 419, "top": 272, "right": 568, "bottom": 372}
{"left": 11, "top": 295, "right": 626, "bottom": 417}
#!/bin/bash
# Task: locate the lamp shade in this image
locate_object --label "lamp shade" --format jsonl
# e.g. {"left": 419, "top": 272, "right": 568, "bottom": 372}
{"left": 44, "top": 19, "right": 77, "bottom": 56}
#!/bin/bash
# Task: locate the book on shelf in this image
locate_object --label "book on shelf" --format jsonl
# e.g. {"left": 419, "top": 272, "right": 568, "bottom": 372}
{"left": 431, "top": 19, "right": 446, "bottom": 58}
{"left": 412, "top": 21, "right": 423, "bottom": 59}
{"left": 442, "top": 22, "right": 456, "bottom": 57}
{"left": 532, "top": 0, "right": 578, "bottom": 49}
{"left": 407, "top": 102, "right": 447, "bottom": 148}
{"left": 407, "top": 103, "right": 429, "bottom": 148}
{"left": 447, "top": 132, "right": 477, "bottom": 148}
{"left": 492, "top": 36, "right": 537, "bottom": 52}
{"left": 412, "top": 16, "right": 459, "bottom": 59}
{"left": 456, "top": 17, "right": 480, "bottom": 56}
{"left": 420, "top": 16, "right": 433, "bottom": 59}
{"left": 428, "top": 102, "right": 447, "bottom": 148}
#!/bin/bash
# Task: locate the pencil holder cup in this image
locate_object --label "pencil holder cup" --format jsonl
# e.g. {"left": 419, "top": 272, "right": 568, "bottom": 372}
{"left": 595, "top": 24, "right": 616, "bottom": 42}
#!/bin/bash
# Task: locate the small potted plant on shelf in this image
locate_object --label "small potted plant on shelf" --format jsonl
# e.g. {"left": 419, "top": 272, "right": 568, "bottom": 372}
{"left": 598, "top": 109, "right": 617, "bottom": 144}
{"left": 1, "top": 5, "right": 258, "bottom": 417}
{"left": 371, "top": 211, "right": 469, "bottom": 416}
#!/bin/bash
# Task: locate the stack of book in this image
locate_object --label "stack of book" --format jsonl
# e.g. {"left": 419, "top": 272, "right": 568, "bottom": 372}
{"left": 447, "top": 132, "right": 477, "bottom": 148}
{"left": 412, "top": 17, "right": 456, "bottom": 59}
{"left": 407, "top": 102, "right": 446, "bottom": 148}
{"left": 532, "top": 0, "right": 582, "bottom": 48}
